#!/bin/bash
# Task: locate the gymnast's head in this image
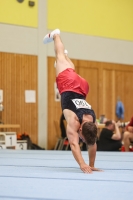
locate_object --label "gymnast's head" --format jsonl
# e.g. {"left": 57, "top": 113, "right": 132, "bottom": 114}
{"left": 80, "top": 122, "right": 97, "bottom": 145}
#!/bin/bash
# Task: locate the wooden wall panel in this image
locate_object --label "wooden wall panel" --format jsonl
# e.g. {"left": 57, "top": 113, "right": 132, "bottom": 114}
{"left": 102, "top": 63, "right": 133, "bottom": 121}
{"left": 47, "top": 57, "right": 61, "bottom": 149}
{"left": 78, "top": 61, "right": 99, "bottom": 118}
{"left": 0, "top": 52, "right": 38, "bottom": 144}
{"left": 102, "top": 69, "right": 115, "bottom": 119}
{"left": 121, "top": 70, "right": 133, "bottom": 120}
{"left": 48, "top": 57, "right": 133, "bottom": 149}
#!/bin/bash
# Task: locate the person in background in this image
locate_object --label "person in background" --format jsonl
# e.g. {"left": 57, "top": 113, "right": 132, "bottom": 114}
{"left": 123, "top": 116, "right": 133, "bottom": 151}
{"left": 97, "top": 120, "right": 122, "bottom": 151}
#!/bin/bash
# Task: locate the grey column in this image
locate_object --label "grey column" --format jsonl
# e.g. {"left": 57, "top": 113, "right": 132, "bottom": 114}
{"left": 38, "top": 0, "right": 48, "bottom": 149}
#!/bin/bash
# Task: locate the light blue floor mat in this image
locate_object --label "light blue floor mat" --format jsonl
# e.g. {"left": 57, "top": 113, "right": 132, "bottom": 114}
{"left": 0, "top": 150, "right": 133, "bottom": 200}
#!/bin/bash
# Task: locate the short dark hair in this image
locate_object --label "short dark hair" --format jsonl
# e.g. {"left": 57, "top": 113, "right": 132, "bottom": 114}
{"left": 82, "top": 122, "right": 97, "bottom": 145}
{"left": 105, "top": 120, "right": 113, "bottom": 127}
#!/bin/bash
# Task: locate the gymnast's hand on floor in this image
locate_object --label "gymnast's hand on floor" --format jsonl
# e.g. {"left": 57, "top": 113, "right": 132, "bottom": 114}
{"left": 80, "top": 163, "right": 93, "bottom": 173}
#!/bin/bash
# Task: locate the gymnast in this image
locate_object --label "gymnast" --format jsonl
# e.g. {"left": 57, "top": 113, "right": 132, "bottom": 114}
{"left": 43, "top": 29, "right": 101, "bottom": 173}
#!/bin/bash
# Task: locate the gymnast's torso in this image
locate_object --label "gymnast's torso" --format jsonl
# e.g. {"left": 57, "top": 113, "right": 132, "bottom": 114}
{"left": 61, "top": 91, "right": 96, "bottom": 124}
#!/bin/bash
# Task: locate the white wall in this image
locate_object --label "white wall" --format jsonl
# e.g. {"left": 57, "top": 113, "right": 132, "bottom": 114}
{"left": 0, "top": 23, "right": 37, "bottom": 55}
{"left": 47, "top": 31, "right": 133, "bottom": 65}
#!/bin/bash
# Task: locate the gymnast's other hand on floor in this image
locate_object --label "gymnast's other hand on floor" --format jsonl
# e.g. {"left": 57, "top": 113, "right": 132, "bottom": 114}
{"left": 90, "top": 167, "right": 103, "bottom": 172}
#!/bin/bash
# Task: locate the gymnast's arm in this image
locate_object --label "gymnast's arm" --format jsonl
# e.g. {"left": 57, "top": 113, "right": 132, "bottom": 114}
{"left": 88, "top": 143, "right": 102, "bottom": 171}
{"left": 66, "top": 122, "right": 92, "bottom": 173}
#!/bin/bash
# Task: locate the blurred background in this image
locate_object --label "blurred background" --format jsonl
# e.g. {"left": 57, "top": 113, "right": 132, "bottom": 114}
{"left": 0, "top": 0, "right": 133, "bottom": 150}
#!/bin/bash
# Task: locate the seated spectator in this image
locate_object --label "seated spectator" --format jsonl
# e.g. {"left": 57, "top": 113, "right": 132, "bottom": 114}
{"left": 123, "top": 116, "right": 133, "bottom": 151}
{"left": 97, "top": 120, "right": 122, "bottom": 151}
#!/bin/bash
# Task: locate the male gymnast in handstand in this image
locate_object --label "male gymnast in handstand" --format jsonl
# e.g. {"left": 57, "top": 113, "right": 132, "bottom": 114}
{"left": 43, "top": 29, "right": 101, "bottom": 173}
